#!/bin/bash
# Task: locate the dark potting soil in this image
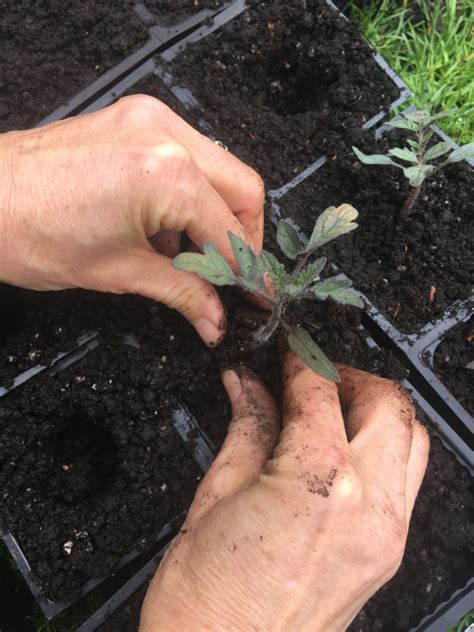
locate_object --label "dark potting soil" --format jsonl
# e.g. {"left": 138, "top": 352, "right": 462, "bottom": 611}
{"left": 275, "top": 125, "right": 474, "bottom": 334}
{"left": 0, "top": 0, "right": 150, "bottom": 133}
{"left": 143, "top": 0, "right": 225, "bottom": 26}
{"left": 165, "top": 0, "right": 400, "bottom": 188}
{"left": 433, "top": 316, "right": 474, "bottom": 417}
{"left": 0, "top": 339, "right": 202, "bottom": 603}
{"left": 0, "top": 284, "right": 125, "bottom": 391}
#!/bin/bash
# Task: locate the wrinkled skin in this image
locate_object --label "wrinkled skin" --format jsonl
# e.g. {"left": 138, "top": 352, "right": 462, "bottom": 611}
{"left": 0, "top": 95, "right": 264, "bottom": 345}
{"left": 141, "top": 356, "right": 429, "bottom": 632}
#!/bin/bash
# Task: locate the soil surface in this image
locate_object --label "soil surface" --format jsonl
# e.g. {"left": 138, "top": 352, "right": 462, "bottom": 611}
{"left": 0, "top": 0, "right": 151, "bottom": 133}
{"left": 143, "top": 0, "right": 225, "bottom": 25}
{"left": 275, "top": 126, "right": 474, "bottom": 334}
{"left": 166, "top": 0, "right": 400, "bottom": 188}
{"left": 433, "top": 316, "right": 474, "bottom": 417}
{"left": 0, "top": 339, "right": 202, "bottom": 603}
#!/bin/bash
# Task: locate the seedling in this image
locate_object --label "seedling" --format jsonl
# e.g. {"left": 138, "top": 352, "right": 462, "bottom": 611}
{"left": 353, "top": 110, "right": 474, "bottom": 220}
{"left": 173, "top": 205, "right": 363, "bottom": 382}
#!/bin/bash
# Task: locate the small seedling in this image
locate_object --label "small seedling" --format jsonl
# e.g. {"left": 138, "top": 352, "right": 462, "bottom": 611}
{"left": 353, "top": 110, "right": 474, "bottom": 220}
{"left": 173, "top": 205, "right": 363, "bottom": 382}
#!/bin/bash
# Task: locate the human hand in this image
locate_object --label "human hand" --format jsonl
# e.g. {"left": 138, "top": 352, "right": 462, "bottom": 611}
{"left": 0, "top": 95, "right": 264, "bottom": 345}
{"left": 140, "top": 356, "right": 429, "bottom": 631}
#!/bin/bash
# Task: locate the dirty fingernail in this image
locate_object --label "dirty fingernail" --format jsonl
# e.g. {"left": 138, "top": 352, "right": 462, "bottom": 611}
{"left": 222, "top": 370, "right": 242, "bottom": 403}
{"left": 193, "top": 317, "right": 222, "bottom": 346}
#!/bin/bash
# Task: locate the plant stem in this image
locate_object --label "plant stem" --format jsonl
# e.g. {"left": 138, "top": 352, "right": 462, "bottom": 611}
{"left": 400, "top": 184, "right": 422, "bottom": 220}
{"left": 254, "top": 302, "right": 283, "bottom": 343}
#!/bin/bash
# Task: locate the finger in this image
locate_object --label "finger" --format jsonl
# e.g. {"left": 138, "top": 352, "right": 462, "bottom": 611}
{"left": 85, "top": 248, "right": 226, "bottom": 346}
{"left": 139, "top": 141, "right": 257, "bottom": 267}
{"left": 336, "top": 365, "right": 414, "bottom": 492}
{"left": 269, "top": 353, "right": 350, "bottom": 471}
{"left": 186, "top": 368, "right": 279, "bottom": 525}
{"left": 154, "top": 100, "right": 265, "bottom": 251}
{"left": 405, "top": 421, "right": 429, "bottom": 523}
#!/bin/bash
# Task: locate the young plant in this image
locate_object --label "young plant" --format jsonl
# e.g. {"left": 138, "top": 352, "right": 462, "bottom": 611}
{"left": 353, "top": 110, "right": 474, "bottom": 220}
{"left": 173, "top": 204, "right": 363, "bottom": 382}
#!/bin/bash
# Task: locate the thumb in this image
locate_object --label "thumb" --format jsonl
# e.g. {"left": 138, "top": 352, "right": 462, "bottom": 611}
{"left": 90, "top": 248, "right": 226, "bottom": 346}
{"left": 186, "top": 368, "right": 280, "bottom": 526}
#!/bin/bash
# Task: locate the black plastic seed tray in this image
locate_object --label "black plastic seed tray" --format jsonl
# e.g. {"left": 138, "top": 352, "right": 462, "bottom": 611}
{"left": 36, "top": 1, "right": 236, "bottom": 128}
{"left": 0, "top": 334, "right": 215, "bottom": 620}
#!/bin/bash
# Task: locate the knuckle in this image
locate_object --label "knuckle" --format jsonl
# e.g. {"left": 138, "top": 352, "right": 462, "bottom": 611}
{"left": 116, "top": 94, "right": 162, "bottom": 124}
{"left": 131, "top": 140, "right": 192, "bottom": 184}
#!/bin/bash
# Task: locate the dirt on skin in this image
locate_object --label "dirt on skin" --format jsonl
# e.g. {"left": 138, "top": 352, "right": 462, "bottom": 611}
{"left": 165, "top": 0, "right": 400, "bottom": 188}
{"left": 433, "top": 316, "right": 474, "bottom": 417}
{"left": 275, "top": 125, "right": 474, "bottom": 334}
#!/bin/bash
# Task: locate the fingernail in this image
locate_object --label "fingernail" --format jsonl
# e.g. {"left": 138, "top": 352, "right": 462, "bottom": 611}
{"left": 222, "top": 370, "right": 242, "bottom": 403}
{"left": 193, "top": 317, "right": 222, "bottom": 347}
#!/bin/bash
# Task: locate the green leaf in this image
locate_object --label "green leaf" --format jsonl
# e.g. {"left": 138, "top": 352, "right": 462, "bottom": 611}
{"left": 424, "top": 142, "right": 452, "bottom": 162}
{"left": 446, "top": 142, "right": 474, "bottom": 163}
{"left": 428, "top": 110, "right": 453, "bottom": 123}
{"left": 386, "top": 118, "right": 418, "bottom": 132}
{"left": 402, "top": 164, "right": 434, "bottom": 187}
{"left": 293, "top": 257, "right": 327, "bottom": 286}
{"left": 404, "top": 110, "right": 430, "bottom": 126}
{"left": 173, "top": 243, "right": 236, "bottom": 286}
{"left": 308, "top": 205, "right": 358, "bottom": 250}
{"left": 465, "top": 361, "right": 474, "bottom": 370}
{"left": 388, "top": 147, "right": 418, "bottom": 163}
{"left": 311, "top": 276, "right": 363, "bottom": 308}
{"left": 277, "top": 220, "right": 304, "bottom": 260}
{"left": 259, "top": 250, "right": 289, "bottom": 290}
{"left": 353, "top": 146, "right": 396, "bottom": 166}
{"left": 327, "top": 288, "right": 364, "bottom": 308}
{"left": 312, "top": 276, "right": 352, "bottom": 298}
{"left": 228, "top": 232, "right": 263, "bottom": 289}
{"left": 287, "top": 327, "right": 339, "bottom": 382}
{"left": 407, "top": 139, "right": 419, "bottom": 150}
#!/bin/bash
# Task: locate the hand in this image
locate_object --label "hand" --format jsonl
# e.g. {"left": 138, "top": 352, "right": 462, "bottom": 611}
{"left": 140, "top": 356, "right": 429, "bottom": 632}
{"left": 0, "top": 95, "right": 264, "bottom": 346}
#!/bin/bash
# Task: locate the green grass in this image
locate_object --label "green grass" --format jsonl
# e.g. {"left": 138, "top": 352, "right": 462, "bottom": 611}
{"left": 346, "top": 0, "right": 474, "bottom": 143}
{"left": 447, "top": 610, "right": 474, "bottom": 632}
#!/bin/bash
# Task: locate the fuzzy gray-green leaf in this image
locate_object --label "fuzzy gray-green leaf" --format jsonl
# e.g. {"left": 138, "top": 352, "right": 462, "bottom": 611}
{"left": 287, "top": 327, "right": 339, "bottom": 382}
{"left": 424, "top": 141, "right": 452, "bottom": 162}
{"left": 388, "top": 147, "right": 418, "bottom": 163}
{"left": 277, "top": 220, "right": 304, "bottom": 260}
{"left": 465, "top": 360, "right": 474, "bottom": 370}
{"left": 308, "top": 205, "right": 358, "bottom": 250}
{"left": 403, "top": 164, "right": 434, "bottom": 187}
{"left": 228, "top": 232, "right": 263, "bottom": 289}
{"left": 446, "top": 142, "right": 474, "bottom": 163}
{"left": 259, "top": 250, "right": 289, "bottom": 290}
{"left": 353, "top": 146, "right": 396, "bottom": 166}
{"left": 328, "top": 288, "right": 364, "bottom": 308}
{"left": 386, "top": 118, "right": 418, "bottom": 132}
{"left": 173, "top": 243, "right": 236, "bottom": 286}
{"left": 294, "top": 257, "right": 327, "bottom": 287}
{"left": 312, "top": 276, "right": 352, "bottom": 299}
